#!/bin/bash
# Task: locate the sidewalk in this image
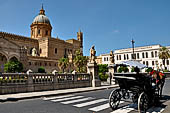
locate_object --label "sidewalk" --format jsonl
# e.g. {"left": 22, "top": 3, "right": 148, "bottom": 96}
{"left": 0, "top": 84, "right": 118, "bottom": 102}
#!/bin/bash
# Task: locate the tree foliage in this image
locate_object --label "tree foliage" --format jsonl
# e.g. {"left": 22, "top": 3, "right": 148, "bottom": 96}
{"left": 4, "top": 60, "right": 23, "bottom": 73}
{"left": 98, "top": 64, "right": 108, "bottom": 73}
{"left": 118, "top": 66, "right": 129, "bottom": 73}
{"left": 159, "top": 46, "right": 170, "bottom": 69}
{"left": 58, "top": 57, "right": 69, "bottom": 73}
{"left": 73, "top": 50, "right": 88, "bottom": 73}
{"left": 98, "top": 64, "right": 108, "bottom": 81}
{"left": 38, "top": 66, "right": 46, "bottom": 73}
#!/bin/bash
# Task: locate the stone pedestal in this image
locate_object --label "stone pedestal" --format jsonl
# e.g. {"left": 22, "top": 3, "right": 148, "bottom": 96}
{"left": 87, "top": 62, "right": 101, "bottom": 87}
{"left": 108, "top": 64, "right": 115, "bottom": 85}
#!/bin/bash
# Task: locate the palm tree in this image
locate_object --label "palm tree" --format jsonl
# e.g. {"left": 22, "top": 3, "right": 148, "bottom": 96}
{"left": 159, "top": 46, "right": 170, "bottom": 70}
{"left": 58, "top": 57, "right": 69, "bottom": 73}
{"left": 73, "top": 50, "right": 88, "bottom": 73}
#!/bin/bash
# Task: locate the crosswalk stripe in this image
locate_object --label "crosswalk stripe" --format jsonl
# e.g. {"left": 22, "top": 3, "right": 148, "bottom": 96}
{"left": 51, "top": 96, "right": 84, "bottom": 102}
{"left": 43, "top": 95, "right": 74, "bottom": 100}
{"left": 88, "top": 103, "right": 110, "bottom": 112}
{"left": 73, "top": 99, "right": 108, "bottom": 108}
{"left": 110, "top": 103, "right": 137, "bottom": 113}
{"left": 89, "top": 101, "right": 124, "bottom": 112}
{"left": 146, "top": 107, "right": 165, "bottom": 113}
{"left": 61, "top": 97, "right": 94, "bottom": 104}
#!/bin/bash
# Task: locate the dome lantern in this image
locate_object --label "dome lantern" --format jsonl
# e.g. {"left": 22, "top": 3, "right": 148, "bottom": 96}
{"left": 30, "top": 5, "right": 52, "bottom": 39}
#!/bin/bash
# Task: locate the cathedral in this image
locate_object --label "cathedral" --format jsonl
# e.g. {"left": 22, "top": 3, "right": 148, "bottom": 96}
{"left": 0, "top": 6, "right": 83, "bottom": 73}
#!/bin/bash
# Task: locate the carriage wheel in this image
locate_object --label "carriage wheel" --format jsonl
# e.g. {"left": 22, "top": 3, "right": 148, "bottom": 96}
{"left": 138, "top": 92, "right": 149, "bottom": 113}
{"left": 109, "top": 89, "right": 121, "bottom": 110}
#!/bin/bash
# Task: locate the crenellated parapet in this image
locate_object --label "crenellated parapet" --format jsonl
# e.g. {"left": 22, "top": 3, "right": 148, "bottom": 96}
{"left": 0, "top": 31, "right": 38, "bottom": 43}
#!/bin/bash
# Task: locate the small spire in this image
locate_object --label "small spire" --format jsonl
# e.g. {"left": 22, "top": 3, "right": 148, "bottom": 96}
{"left": 39, "top": 4, "right": 45, "bottom": 15}
{"left": 79, "top": 28, "right": 81, "bottom": 33}
{"left": 41, "top": 3, "right": 44, "bottom": 10}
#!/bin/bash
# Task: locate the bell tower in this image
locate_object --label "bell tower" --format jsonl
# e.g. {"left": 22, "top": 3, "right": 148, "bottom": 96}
{"left": 77, "top": 29, "right": 83, "bottom": 54}
{"left": 30, "top": 5, "right": 52, "bottom": 39}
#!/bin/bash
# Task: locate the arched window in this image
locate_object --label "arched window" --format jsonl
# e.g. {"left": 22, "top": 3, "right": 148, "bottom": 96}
{"left": 142, "top": 53, "right": 145, "bottom": 58}
{"left": 155, "top": 51, "right": 158, "bottom": 57}
{"left": 137, "top": 53, "right": 139, "bottom": 59}
{"left": 127, "top": 54, "right": 129, "bottom": 60}
{"left": 38, "top": 29, "right": 40, "bottom": 35}
{"left": 46, "top": 30, "right": 48, "bottom": 36}
{"left": 146, "top": 52, "right": 148, "bottom": 58}
{"left": 10, "top": 57, "right": 18, "bottom": 62}
{"left": 40, "top": 48, "right": 42, "bottom": 54}
{"left": 151, "top": 51, "right": 154, "bottom": 58}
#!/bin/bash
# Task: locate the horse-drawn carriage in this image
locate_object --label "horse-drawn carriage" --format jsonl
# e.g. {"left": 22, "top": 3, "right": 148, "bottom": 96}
{"left": 109, "top": 61, "right": 166, "bottom": 113}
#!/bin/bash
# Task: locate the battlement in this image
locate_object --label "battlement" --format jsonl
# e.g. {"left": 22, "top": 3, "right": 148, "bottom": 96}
{"left": 0, "top": 31, "right": 38, "bottom": 43}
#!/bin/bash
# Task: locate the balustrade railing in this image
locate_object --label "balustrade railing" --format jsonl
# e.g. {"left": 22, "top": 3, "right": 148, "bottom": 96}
{"left": 0, "top": 73, "right": 28, "bottom": 85}
{"left": 0, "top": 73, "right": 91, "bottom": 85}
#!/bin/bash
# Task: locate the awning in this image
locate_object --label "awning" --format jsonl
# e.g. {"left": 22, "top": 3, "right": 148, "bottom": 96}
{"left": 116, "top": 60, "right": 147, "bottom": 69}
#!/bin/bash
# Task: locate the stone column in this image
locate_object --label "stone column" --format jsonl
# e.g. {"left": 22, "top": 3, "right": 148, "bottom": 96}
{"left": 87, "top": 62, "right": 101, "bottom": 87}
{"left": 27, "top": 73, "right": 34, "bottom": 92}
{"left": 52, "top": 71, "right": 58, "bottom": 90}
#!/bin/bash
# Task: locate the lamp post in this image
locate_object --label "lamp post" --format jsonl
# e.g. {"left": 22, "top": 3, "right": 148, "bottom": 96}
{"left": 131, "top": 39, "right": 135, "bottom": 60}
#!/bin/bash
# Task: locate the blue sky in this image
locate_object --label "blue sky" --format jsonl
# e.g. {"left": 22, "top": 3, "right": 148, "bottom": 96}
{"left": 0, "top": 0, "right": 170, "bottom": 56}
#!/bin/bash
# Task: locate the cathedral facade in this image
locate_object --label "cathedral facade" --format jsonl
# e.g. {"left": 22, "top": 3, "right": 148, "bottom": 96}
{"left": 0, "top": 6, "right": 83, "bottom": 73}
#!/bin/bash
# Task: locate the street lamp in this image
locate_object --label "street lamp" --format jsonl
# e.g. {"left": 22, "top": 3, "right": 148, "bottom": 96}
{"left": 131, "top": 39, "right": 135, "bottom": 60}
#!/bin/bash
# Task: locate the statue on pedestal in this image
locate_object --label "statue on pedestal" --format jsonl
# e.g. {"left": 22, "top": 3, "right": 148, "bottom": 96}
{"left": 110, "top": 50, "right": 114, "bottom": 64}
{"left": 32, "top": 48, "right": 37, "bottom": 56}
{"left": 90, "top": 45, "right": 96, "bottom": 63}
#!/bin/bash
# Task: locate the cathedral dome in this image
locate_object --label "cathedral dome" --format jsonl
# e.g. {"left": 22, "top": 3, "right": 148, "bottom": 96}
{"left": 32, "top": 5, "right": 51, "bottom": 25}
{"left": 33, "top": 15, "right": 50, "bottom": 24}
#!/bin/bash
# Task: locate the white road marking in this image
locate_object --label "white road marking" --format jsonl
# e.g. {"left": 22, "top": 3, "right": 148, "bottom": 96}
{"left": 88, "top": 103, "right": 110, "bottom": 112}
{"left": 89, "top": 101, "right": 124, "bottom": 112}
{"left": 51, "top": 96, "right": 84, "bottom": 102}
{"left": 146, "top": 107, "right": 165, "bottom": 113}
{"left": 61, "top": 97, "right": 94, "bottom": 104}
{"left": 110, "top": 103, "right": 137, "bottom": 113}
{"left": 43, "top": 95, "right": 74, "bottom": 100}
{"left": 73, "top": 99, "right": 108, "bottom": 108}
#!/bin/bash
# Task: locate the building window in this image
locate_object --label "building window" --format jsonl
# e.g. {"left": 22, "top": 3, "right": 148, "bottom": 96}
{"left": 45, "top": 62, "right": 47, "bottom": 66}
{"left": 107, "top": 57, "right": 108, "bottom": 61}
{"left": 155, "top": 51, "right": 158, "bottom": 57}
{"left": 163, "top": 60, "right": 165, "bottom": 65}
{"left": 104, "top": 57, "right": 106, "bottom": 61}
{"left": 137, "top": 53, "right": 139, "bottom": 59}
{"left": 143, "top": 61, "right": 145, "bottom": 65}
{"left": 40, "top": 49, "right": 42, "bottom": 54}
{"left": 38, "top": 29, "right": 40, "bottom": 35}
{"left": 124, "top": 54, "right": 126, "bottom": 60}
{"left": 49, "top": 63, "right": 51, "bottom": 66}
{"left": 119, "top": 55, "right": 121, "bottom": 60}
{"left": 40, "top": 62, "right": 42, "bottom": 66}
{"left": 167, "top": 60, "right": 169, "bottom": 65}
{"left": 146, "top": 52, "right": 148, "bottom": 58}
{"left": 152, "top": 61, "right": 154, "bottom": 66}
{"left": 117, "top": 55, "right": 119, "bottom": 60}
{"left": 146, "top": 61, "right": 149, "bottom": 66}
{"left": 55, "top": 48, "right": 57, "bottom": 54}
{"left": 151, "top": 51, "right": 154, "bottom": 58}
{"left": 127, "top": 54, "right": 129, "bottom": 60}
{"left": 142, "top": 53, "right": 145, "bottom": 58}
{"left": 131, "top": 54, "right": 136, "bottom": 59}
{"left": 46, "top": 30, "right": 48, "bottom": 36}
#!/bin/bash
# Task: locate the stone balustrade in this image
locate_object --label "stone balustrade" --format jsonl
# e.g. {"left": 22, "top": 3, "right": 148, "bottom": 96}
{"left": 0, "top": 73, "right": 91, "bottom": 94}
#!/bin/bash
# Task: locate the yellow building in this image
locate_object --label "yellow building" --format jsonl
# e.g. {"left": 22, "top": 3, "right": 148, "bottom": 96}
{"left": 0, "top": 6, "right": 83, "bottom": 73}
